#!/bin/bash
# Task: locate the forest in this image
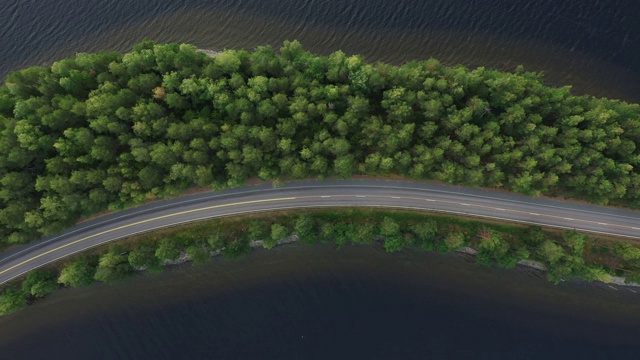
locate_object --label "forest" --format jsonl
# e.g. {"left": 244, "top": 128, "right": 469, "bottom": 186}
{"left": 0, "top": 40, "right": 639, "bottom": 247}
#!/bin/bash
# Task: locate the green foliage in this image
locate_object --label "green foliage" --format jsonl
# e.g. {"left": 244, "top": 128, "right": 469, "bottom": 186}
{"left": 94, "top": 247, "right": 133, "bottom": 283}
{"left": 186, "top": 244, "right": 211, "bottom": 265}
{"left": 294, "top": 214, "right": 316, "bottom": 244}
{"left": 0, "top": 286, "right": 26, "bottom": 316}
{"left": 22, "top": 269, "right": 58, "bottom": 298}
{"left": 128, "top": 244, "right": 163, "bottom": 272}
{"left": 383, "top": 234, "right": 405, "bottom": 253}
{"left": 613, "top": 242, "right": 640, "bottom": 261}
{"left": 476, "top": 229, "right": 517, "bottom": 268}
{"left": 380, "top": 217, "right": 404, "bottom": 253}
{"left": 319, "top": 221, "right": 336, "bottom": 242}
{"left": 443, "top": 232, "right": 465, "bottom": 252}
{"left": 538, "top": 240, "right": 565, "bottom": 265}
{"left": 334, "top": 222, "right": 356, "bottom": 247}
{"left": 268, "top": 223, "right": 289, "bottom": 249}
{"left": 562, "top": 229, "right": 587, "bottom": 255}
{"left": 155, "top": 236, "right": 182, "bottom": 261}
{"left": 352, "top": 222, "right": 375, "bottom": 245}
{"left": 379, "top": 217, "right": 400, "bottom": 237}
{"left": 58, "top": 257, "right": 96, "bottom": 287}
{"left": 523, "top": 226, "right": 547, "bottom": 247}
{"left": 410, "top": 220, "right": 439, "bottom": 250}
{"left": 248, "top": 221, "right": 268, "bottom": 241}
{"left": 222, "top": 238, "right": 251, "bottom": 259}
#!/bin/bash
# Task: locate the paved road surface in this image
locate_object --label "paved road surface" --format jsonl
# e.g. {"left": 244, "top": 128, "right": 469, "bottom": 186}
{"left": 1, "top": 179, "right": 639, "bottom": 285}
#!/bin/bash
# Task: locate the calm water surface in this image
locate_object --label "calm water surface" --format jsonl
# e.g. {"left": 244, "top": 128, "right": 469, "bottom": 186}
{"left": 2, "top": 1, "right": 640, "bottom": 358}
{"left": 1, "top": 0, "right": 639, "bottom": 101}
{"left": 0, "top": 244, "right": 639, "bottom": 358}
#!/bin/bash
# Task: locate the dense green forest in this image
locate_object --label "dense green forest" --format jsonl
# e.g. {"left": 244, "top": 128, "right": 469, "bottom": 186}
{"left": 3, "top": 209, "right": 640, "bottom": 317}
{"left": 0, "top": 40, "right": 639, "bottom": 247}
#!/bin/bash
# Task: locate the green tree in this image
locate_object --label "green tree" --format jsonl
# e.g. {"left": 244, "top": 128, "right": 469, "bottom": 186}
{"left": 295, "top": 214, "right": 316, "bottom": 244}
{"left": 58, "top": 257, "right": 96, "bottom": 287}
{"left": 0, "top": 286, "right": 26, "bottom": 316}
{"left": 334, "top": 222, "right": 356, "bottom": 247}
{"left": 155, "top": 236, "right": 182, "bottom": 261}
{"left": 476, "top": 229, "right": 514, "bottom": 268}
{"left": 380, "top": 217, "right": 400, "bottom": 238}
{"left": 186, "top": 244, "right": 211, "bottom": 265}
{"left": 411, "top": 221, "right": 439, "bottom": 250}
{"left": 319, "top": 221, "right": 336, "bottom": 242}
{"left": 562, "top": 229, "right": 587, "bottom": 255}
{"left": 443, "top": 232, "right": 465, "bottom": 252}
{"left": 248, "top": 220, "right": 268, "bottom": 242}
{"left": 352, "top": 222, "right": 375, "bottom": 245}
{"left": 270, "top": 223, "right": 290, "bottom": 247}
{"left": 128, "top": 244, "right": 163, "bottom": 272}
{"left": 222, "top": 238, "right": 251, "bottom": 259}
{"left": 22, "top": 269, "right": 58, "bottom": 298}
{"left": 613, "top": 242, "right": 640, "bottom": 261}
{"left": 380, "top": 217, "right": 404, "bottom": 253}
{"left": 538, "top": 240, "right": 565, "bottom": 265}
{"left": 523, "top": 226, "right": 546, "bottom": 247}
{"left": 94, "top": 247, "right": 133, "bottom": 283}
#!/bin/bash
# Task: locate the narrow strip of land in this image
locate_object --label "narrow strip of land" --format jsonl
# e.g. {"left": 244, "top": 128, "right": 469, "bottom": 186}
{"left": 0, "top": 179, "right": 638, "bottom": 285}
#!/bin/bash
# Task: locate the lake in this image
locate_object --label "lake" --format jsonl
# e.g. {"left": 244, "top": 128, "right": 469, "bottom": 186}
{"left": 1, "top": 244, "right": 639, "bottom": 358}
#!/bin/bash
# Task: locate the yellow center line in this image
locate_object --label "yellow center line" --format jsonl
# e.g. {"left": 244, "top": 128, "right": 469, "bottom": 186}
{"left": 0, "top": 197, "right": 295, "bottom": 277}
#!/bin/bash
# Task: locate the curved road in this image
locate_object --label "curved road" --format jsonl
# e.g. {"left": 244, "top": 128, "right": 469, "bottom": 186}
{"left": 1, "top": 179, "right": 639, "bottom": 285}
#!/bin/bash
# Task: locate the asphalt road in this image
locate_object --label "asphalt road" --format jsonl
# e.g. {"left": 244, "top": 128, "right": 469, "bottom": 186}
{"left": 1, "top": 179, "right": 639, "bottom": 285}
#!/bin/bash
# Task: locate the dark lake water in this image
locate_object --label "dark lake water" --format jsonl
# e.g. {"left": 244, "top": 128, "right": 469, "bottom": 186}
{"left": 2, "top": 0, "right": 640, "bottom": 101}
{"left": 2, "top": 0, "right": 640, "bottom": 357}
{"left": 1, "top": 244, "right": 640, "bottom": 359}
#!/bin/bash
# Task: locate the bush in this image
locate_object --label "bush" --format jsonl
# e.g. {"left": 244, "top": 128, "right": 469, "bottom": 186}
{"left": 22, "top": 269, "right": 58, "bottom": 298}
{"left": 0, "top": 286, "right": 26, "bottom": 316}
{"left": 443, "top": 232, "right": 465, "bottom": 252}
{"left": 352, "top": 223, "right": 375, "bottom": 245}
{"left": 295, "top": 215, "right": 316, "bottom": 244}
{"left": 58, "top": 257, "right": 96, "bottom": 288}
{"left": 94, "top": 247, "right": 133, "bottom": 284}
{"left": 222, "top": 238, "right": 251, "bottom": 259}
{"left": 155, "top": 237, "right": 182, "bottom": 261}
{"left": 128, "top": 244, "right": 163, "bottom": 272}
{"left": 186, "top": 244, "right": 211, "bottom": 265}
{"left": 269, "top": 223, "right": 290, "bottom": 249}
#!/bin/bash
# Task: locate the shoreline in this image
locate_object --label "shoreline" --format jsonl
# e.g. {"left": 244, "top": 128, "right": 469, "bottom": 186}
{"left": 154, "top": 236, "right": 640, "bottom": 289}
